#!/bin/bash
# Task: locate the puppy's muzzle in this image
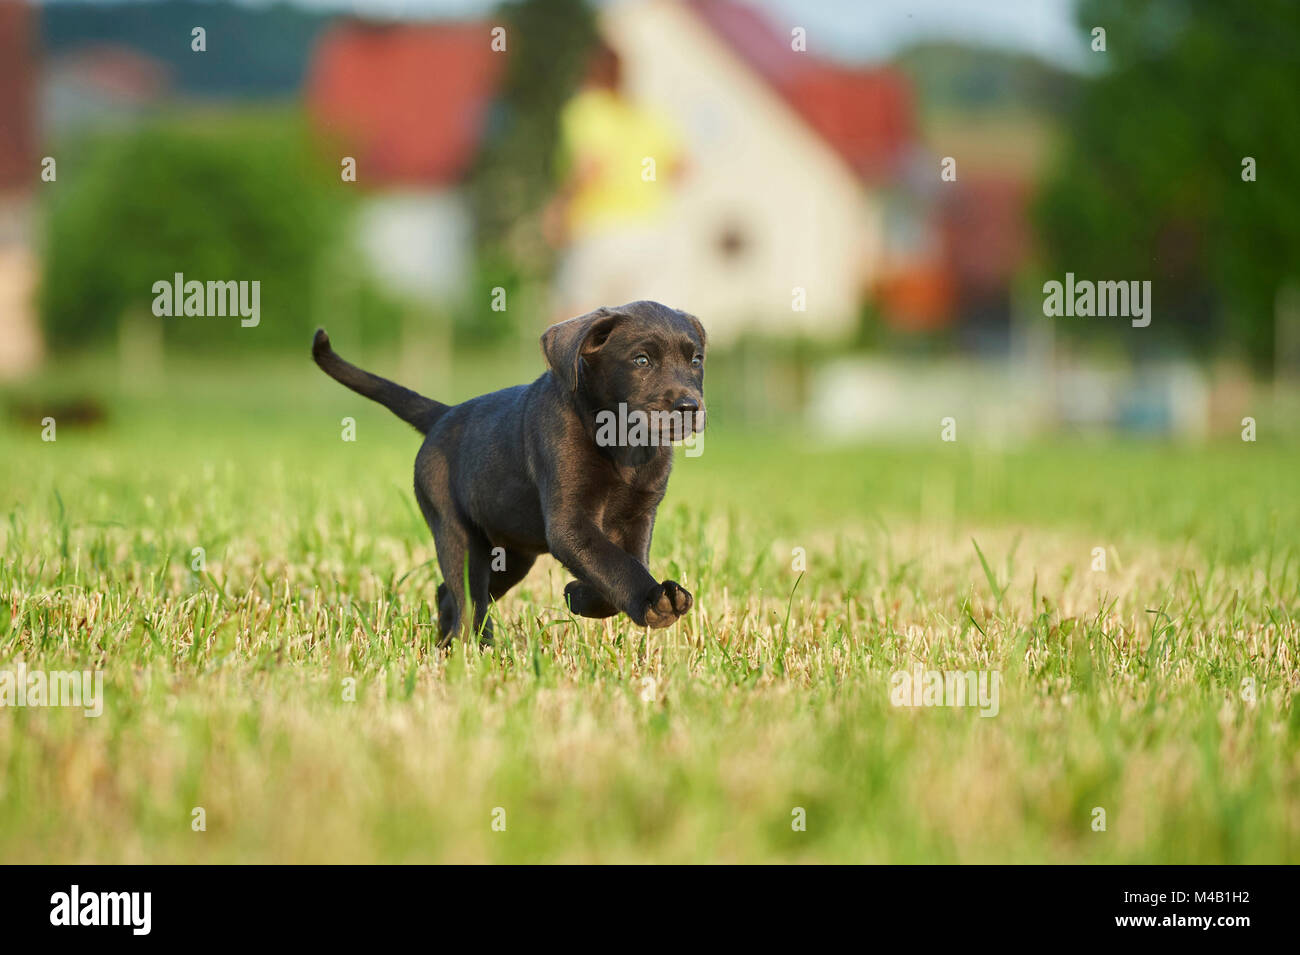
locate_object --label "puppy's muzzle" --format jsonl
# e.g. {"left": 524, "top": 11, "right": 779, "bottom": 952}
{"left": 668, "top": 397, "right": 705, "bottom": 439}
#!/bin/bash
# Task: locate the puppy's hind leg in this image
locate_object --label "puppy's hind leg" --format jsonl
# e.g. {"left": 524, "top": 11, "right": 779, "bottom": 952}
{"left": 431, "top": 518, "right": 496, "bottom": 648}
{"left": 435, "top": 582, "right": 456, "bottom": 638}
{"left": 414, "top": 484, "right": 459, "bottom": 647}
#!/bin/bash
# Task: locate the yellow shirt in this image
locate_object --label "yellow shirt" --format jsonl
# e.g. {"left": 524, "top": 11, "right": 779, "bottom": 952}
{"left": 558, "top": 89, "right": 682, "bottom": 238}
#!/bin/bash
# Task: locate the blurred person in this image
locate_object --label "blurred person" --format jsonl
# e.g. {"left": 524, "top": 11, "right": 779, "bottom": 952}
{"left": 547, "top": 40, "right": 685, "bottom": 317}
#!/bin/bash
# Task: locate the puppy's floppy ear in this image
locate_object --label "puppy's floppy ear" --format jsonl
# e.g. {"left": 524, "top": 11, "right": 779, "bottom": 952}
{"left": 540, "top": 307, "right": 624, "bottom": 393}
{"left": 680, "top": 310, "right": 707, "bottom": 350}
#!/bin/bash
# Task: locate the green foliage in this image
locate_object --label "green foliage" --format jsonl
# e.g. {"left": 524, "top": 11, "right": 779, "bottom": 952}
{"left": 39, "top": 115, "right": 345, "bottom": 351}
{"left": 1034, "top": 0, "right": 1300, "bottom": 370}
{"left": 464, "top": 0, "right": 598, "bottom": 343}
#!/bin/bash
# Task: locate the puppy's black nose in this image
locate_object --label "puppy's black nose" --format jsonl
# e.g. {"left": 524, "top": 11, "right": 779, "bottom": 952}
{"left": 673, "top": 396, "right": 700, "bottom": 413}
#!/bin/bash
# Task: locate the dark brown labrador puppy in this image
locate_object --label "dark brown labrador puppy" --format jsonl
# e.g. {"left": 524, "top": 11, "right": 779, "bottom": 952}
{"left": 312, "top": 301, "right": 706, "bottom": 645}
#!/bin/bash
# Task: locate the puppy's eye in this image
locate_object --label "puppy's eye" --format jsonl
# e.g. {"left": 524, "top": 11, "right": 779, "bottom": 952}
{"left": 690, "top": 355, "right": 703, "bottom": 368}
{"left": 633, "top": 355, "right": 650, "bottom": 368}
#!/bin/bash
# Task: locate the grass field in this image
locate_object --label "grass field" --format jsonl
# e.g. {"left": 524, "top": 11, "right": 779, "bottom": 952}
{"left": 2, "top": 353, "right": 1298, "bottom": 863}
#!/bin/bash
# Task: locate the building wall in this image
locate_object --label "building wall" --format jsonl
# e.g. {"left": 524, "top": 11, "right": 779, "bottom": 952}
{"left": 355, "top": 189, "right": 472, "bottom": 304}
{"left": 0, "top": 0, "right": 37, "bottom": 190}
{"left": 601, "top": 0, "right": 878, "bottom": 342}
{"left": 0, "top": 197, "right": 41, "bottom": 379}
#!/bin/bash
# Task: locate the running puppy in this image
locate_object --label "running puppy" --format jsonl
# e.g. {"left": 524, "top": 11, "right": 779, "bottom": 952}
{"left": 312, "top": 301, "right": 706, "bottom": 645}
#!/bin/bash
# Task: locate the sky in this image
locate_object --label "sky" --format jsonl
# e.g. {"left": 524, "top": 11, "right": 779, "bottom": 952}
{"left": 759, "top": 0, "right": 1085, "bottom": 66}
{"left": 41, "top": 0, "right": 1089, "bottom": 68}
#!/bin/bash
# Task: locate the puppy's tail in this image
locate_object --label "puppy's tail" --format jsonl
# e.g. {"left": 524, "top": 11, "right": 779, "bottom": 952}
{"left": 312, "top": 329, "right": 448, "bottom": 434}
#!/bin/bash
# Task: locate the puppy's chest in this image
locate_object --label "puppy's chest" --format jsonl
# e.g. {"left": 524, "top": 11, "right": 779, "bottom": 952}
{"left": 592, "top": 483, "right": 663, "bottom": 531}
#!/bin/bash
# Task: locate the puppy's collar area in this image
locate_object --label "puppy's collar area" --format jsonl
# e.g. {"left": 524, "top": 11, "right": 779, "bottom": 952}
{"left": 567, "top": 392, "right": 672, "bottom": 471}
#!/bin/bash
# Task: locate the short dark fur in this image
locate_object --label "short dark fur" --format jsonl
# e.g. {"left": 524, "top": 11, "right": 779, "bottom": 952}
{"left": 312, "top": 301, "right": 706, "bottom": 645}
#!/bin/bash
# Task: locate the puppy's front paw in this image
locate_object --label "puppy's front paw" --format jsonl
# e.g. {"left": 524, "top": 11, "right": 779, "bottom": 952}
{"left": 643, "top": 580, "right": 692, "bottom": 628}
{"left": 565, "top": 580, "right": 618, "bottom": 618}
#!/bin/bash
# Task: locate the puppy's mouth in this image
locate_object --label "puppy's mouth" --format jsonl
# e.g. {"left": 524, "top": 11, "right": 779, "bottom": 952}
{"left": 654, "top": 405, "right": 706, "bottom": 442}
{"left": 592, "top": 402, "right": 705, "bottom": 449}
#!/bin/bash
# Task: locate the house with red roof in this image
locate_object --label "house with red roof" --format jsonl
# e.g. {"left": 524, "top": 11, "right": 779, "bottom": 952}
{"left": 42, "top": 44, "right": 170, "bottom": 136}
{"left": 305, "top": 19, "right": 503, "bottom": 304}
{"left": 0, "top": 0, "right": 42, "bottom": 379}
{"left": 305, "top": 1, "right": 921, "bottom": 338}
{"left": 593, "top": 0, "right": 918, "bottom": 339}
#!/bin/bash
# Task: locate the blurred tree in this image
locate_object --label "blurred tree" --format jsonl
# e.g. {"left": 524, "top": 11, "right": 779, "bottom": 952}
{"left": 464, "top": 0, "right": 598, "bottom": 343}
{"left": 1035, "top": 0, "right": 1300, "bottom": 372}
{"left": 40, "top": 116, "right": 343, "bottom": 352}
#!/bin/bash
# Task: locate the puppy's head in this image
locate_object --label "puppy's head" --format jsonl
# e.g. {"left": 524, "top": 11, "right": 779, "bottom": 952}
{"left": 542, "top": 301, "right": 707, "bottom": 452}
